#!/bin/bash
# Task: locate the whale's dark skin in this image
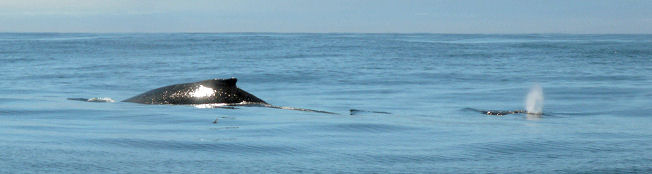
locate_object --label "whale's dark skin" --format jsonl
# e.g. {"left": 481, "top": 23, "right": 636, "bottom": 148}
{"left": 123, "top": 78, "right": 266, "bottom": 105}
{"left": 480, "top": 110, "right": 527, "bottom": 116}
{"left": 121, "top": 78, "right": 338, "bottom": 114}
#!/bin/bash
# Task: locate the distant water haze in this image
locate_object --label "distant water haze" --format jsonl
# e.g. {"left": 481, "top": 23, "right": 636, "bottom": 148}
{"left": 1, "top": 1, "right": 651, "bottom": 33}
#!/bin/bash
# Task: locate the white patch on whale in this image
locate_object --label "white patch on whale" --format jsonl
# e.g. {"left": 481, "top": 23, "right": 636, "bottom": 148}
{"left": 191, "top": 85, "right": 216, "bottom": 98}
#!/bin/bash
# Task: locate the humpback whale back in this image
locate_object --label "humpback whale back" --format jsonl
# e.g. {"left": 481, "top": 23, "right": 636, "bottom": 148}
{"left": 117, "top": 77, "right": 340, "bottom": 114}
{"left": 122, "top": 78, "right": 267, "bottom": 105}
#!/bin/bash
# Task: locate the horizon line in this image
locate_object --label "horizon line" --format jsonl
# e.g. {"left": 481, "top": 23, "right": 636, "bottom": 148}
{"left": 1, "top": 31, "right": 651, "bottom": 35}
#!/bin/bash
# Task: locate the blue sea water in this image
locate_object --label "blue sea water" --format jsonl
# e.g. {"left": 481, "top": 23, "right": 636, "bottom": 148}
{"left": 1, "top": 33, "right": 652, "bottom": 173}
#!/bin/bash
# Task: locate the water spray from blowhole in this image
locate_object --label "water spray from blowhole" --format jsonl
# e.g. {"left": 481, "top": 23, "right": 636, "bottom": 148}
{"left": 525, "top": 84, "right": 544, "bottom": 118}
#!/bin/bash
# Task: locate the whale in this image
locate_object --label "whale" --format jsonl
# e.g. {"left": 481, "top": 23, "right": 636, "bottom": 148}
{"left": 121, "top": 78, "right": 338, "bottom": 114}
{"left": 479, "top": 110, "right": 527, "bottom": 116}
{"left": 462, "top": 108, "right": 540, "bottom": 116}
{"left": 122, "top": 78, "right": 266, "bottom": 105}
{"left": 67, "top": 78, "right": 393, "bottom": 115}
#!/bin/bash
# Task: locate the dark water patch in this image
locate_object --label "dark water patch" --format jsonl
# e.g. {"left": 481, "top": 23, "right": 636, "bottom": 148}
{"left": 592, "top": 107, "right": 652, "bottom": 118}
{"left": 362, "top": 153, "right": 466, "bottom": 164}
{"left": 315, "top": 123, "right": 418, "bottom": 133}
{"left": 546, "top": 86, "right": 646, "bottom": 100}
{"left": 87, "top": 138, "right": 305, "bottom": 155}
{"left": 0, "top": 97, "right": 34, "bottom": 104}
{"left": 571, "top": 75, "right": 647, "bottom": 82}
{"left": 0, "top": 57, "right": 41, "bottom": 64}
{"left": 548, "top": 111, "right": 608, "bottom": 117}
{"left": 240, "top": 73, "right": 324, "bottom": 85}
{"left": 324, "top": 88, "right": 400, "bottom": 95}
{"left": 101, "top": 112, "right": 208, "bottom": 125}
{"left": 560, "top": 167, "right": 652, "bottom": 174}
{"left": 6, "top": 124, "right": 92, "bottom": 133}
{"left": 1, "top": 108, "right": 110, "bottom": 117}
{"left": 274, "top": 53, "right": 344, "bottom": 59}
{"left": 462, "top": 139, "right": 634, "bottom": 160}
{"left": 59, "top": 63, "right": 144, "bottom": 72}
{"left": 225, "top": 124, "right": 303, "bottom": 137}
{"left": 0, "top": 145, "right": 116, "bottom": 173}
{"left": 574, "top": 132, "right": 652, "bottom": 141}
{"left": 464, "top": 140, "right": 577, "bottom": 156}
{"left": 209, "top": 126, "right": 240, "bottom": 130}
{"left": 0, "top": 89, "right": 42, "bottom": 95}
{"left": 0, "top": 33, "right": 101, "bottom": 40}
{"left": 25, "top": 72, "right": 115, "bottom": 80}
{"left": 101, "top": 112, "right": 172, "bottom": 120}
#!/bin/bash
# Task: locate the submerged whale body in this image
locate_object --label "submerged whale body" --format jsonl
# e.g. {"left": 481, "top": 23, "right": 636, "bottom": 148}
{"left": 123, "top": 78, "right": 266, "bottom": 105}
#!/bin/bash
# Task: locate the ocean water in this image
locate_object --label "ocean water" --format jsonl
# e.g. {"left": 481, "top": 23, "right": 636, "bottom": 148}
{"left": 1, "top": 33, "right": 651, "bottom": 173}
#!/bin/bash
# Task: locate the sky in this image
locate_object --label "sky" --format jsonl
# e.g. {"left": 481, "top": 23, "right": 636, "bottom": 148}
{"left": 0, "top": 0, "right": 651, "bottom": 33}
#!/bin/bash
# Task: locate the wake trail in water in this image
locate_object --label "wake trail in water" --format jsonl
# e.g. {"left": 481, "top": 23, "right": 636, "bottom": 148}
{"left": 67, "top": 97, "right": 115, "bottom": 103}
{"left": 195, "top": 102, "right": 341, "bottom": 114}
{"left": 349, "top": 109, "right": 392, "bottom": 115}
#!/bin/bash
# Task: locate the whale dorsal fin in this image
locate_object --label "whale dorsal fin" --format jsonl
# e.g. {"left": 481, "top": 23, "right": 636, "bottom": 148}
{"left": 218, "top": 78, "right": 237, "bottom": 87}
